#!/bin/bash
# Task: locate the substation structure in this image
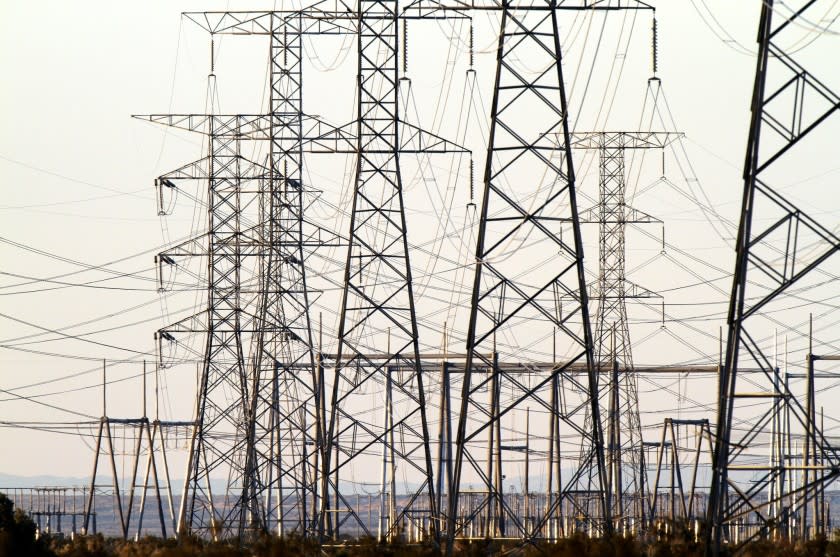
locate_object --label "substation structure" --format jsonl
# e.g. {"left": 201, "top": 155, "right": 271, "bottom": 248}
{"left": 4, "top": 487, "right": 87, "bottom": 539}
{"left": 99, "top": 0, "right": 840, "bottom": 555}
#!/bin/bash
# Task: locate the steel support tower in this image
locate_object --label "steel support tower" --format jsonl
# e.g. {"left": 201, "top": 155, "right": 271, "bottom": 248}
{"left": 154, "top": 111, "right": 262, "bottom": 539}
{"left": 571, "top": 131, "right": 678, "bottom": 530}
{"left": 448, "top": 1, "right": 609, "bottom": 548}
{"left": 708, "top": 1, "right": 840, "bottom": 553}
{"left": 155, "top": 8, "right": 463, "bottom": 541}
{"left": 145, "top": 11, "right": 354, "bottom": 539}
{"left": 645, "top": 418, "right": 713, "bottom": 528}
{"left": 137, "top": 0, "right": 656, "bottom": 543}
{"left": 82, "top": 363, "right": 184, "bottom": 539}
{"left": 246, "top": 12, "right": 322, "bottom": 537}
{"left": 323, "top": 0, "right": 439, "bottom": 542}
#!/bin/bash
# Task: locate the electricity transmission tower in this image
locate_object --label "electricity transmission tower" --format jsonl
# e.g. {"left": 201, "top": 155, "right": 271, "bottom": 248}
{"left": 571, "top": 131, "right": 679, "bottom": 530}
{"left": 708, "top": 0, "right": 840, "bottom": 553}
{"left": 322, "top": 0, "right": 465, "bottom": 542}
{"left": 83, "top": 363, "right": 186, "bottom": 539}
{"left": 645, "top": 418, "right": 714, "bottom": 526}
{"left": 133, "top": 0, "right": 679, "bottom": 545}
{"left": 246, "top": 12, "right": 322, "bottom": 538}
{"left": 449, "top": 0, "right": 610, "bottom": 547}
{"left": 143, "top": 6, "right": 463, "bottom": 541}
{"left": 153, "top": 107, "right": 264, "bottom": 539}
{"left": 144, "top": 12, "right": 352, "bottom": 538}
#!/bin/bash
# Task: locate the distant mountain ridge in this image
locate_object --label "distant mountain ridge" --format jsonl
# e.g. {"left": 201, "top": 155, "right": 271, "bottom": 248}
{"left": 0, "top": 473, "right": 89, "bottom": 488}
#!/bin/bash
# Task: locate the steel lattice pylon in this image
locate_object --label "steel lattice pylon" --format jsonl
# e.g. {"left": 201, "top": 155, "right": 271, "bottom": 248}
{"left": 136, "top": 1, "right": 664, "bottom": 544}
{"left": 448, "top": 1, "right": 609, "bottom": 548}
{"left": 144, "top": 7, "right": 462, "bottom": 541}
{"left": 321, "top": 0, "right": 439, "bottom": 542}
{"left": 246, "top": 12, "right": 322, "bottom": 537}
{"left": 156, "top": 113, "right": 262, "bottom": 540}
{"left": 708, "top": 1, "right": 840, "bottom": 554}
{"left": 145, "top": 14, "right": 351, "bottom": 540}
{"left": 572, "top": 131, "right": 678, "bottom": 530}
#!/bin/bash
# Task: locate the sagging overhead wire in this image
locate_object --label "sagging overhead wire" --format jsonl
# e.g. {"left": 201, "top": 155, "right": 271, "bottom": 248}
{"left": 0, "top": 235, "right": 167, "bottom": 290}
{"left": 0, "top": 153, "right": 152, "bottom": 202}
{"left": 0, "top": 270, "right": 194, "bottom": 296}
{"left": 0, "top": 311, "right": 156, "bottom": 357}
{"left": 0, "top": 387, "right": 96, "bottom": 420}
{"left": 689, "top": 0, "right": 755, "bottom": 56}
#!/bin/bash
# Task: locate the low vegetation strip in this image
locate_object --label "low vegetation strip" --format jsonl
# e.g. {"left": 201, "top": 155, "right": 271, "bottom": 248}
{"left": 2, "top": 493, "right": 838, "bottom": 557}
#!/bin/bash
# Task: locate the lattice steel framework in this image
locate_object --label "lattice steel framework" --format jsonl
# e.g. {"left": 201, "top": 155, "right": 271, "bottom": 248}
{"left": 708, "top": 1, "right": 840, "bottom": 553}
{"left": 572, "top": 131, "right": 677, "bottom": 530}
{"left": 145, "top": 8, "right": 463, "bottom": 541}
{"left": 322, "top": 0, "right": 438, "bottom": 542}
{"left": 137, "top": 0, "right": 658, "bottom": 544}
{"left": 146, "top": 12, "right": 357, "bottom": 539}
{"left": 448, "top": 1, "right": 609, "bottom": 548}
{"left": 644, "top": 418, "right": 713, "bottom": 528}
{"left": 156, "top": 114, "right": 262, "bottom": 539}
{"left": 246, "top": 12, "right": 322, "bottom": 537}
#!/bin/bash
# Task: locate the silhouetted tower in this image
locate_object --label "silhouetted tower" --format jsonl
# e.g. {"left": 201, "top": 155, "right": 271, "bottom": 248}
{"left": 708, "top": 0, "right": 840, "bottom": 553}
{"left": 143, "top": 43, "right": 290, "bottom": 540}
{"left": 244, "top": 12, "right": 323, "bottom": 537}
{"left": 448, "top": 0, "right": 609, "bottom": 547}
{"left": 572, "top": 131, "right": 678, "bottom": 528}
{"left": 144, "top": 7, "right": 461, "bottom": 540}
{"left": 322, "top": 0, "right": 439, "bottom": 542}
{"left": 153, "top": 107, "right": 259, "bottom": 539}
{"left": 145, "top": 11, "right": 353, "bottom": 538}
{"left": 83, "top": 362, "right": 184, "bottom": 539}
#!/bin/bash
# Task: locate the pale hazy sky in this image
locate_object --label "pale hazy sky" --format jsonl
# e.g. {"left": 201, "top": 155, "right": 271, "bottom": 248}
{"left": 1, "top": 0, "right": 838, "bottom": 481}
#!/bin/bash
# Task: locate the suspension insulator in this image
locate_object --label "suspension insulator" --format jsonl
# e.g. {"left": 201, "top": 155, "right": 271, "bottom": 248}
{"left": 403, "top": 19, "right": 409, "bottom": 74}
{"left": 469, "top": 157, "right": 475, "bottom": 203}
{"left": 652, "top": 17, "right": 659, "bottom": 76}
{"left": 469, "top": 21, "right": 475, "bottom": 68}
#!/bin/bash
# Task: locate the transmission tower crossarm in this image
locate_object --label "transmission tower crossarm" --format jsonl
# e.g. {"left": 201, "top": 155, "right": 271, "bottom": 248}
{"left": 133, "top": 114, "right": 274, "bottom": 138}
{"left": 578, "top": 203, "right": 661, "bottom": 225}
{"left": 402, "top": 0, "right": 654, "bottom": 13}
{"left": 182, "top": 9, "right": 358, "bottom": 35}
{"left": 156, "top": 155, "right": 274, "bottom": 181}
{"left": 569, "top": 131, "right": 682, "bottom": 150}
